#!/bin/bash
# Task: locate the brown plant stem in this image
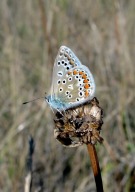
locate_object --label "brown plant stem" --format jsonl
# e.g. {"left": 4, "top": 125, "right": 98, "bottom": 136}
{"left": 87, "top": 144, "right": 104, "bottom": 192}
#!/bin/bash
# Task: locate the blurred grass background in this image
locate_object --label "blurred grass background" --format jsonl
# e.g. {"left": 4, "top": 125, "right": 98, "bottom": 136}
{"left": 0, "top": 0, "right": 135, "bottom": 191}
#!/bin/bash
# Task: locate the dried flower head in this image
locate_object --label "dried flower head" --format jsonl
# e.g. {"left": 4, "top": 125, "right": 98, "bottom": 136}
{"left": 54, "top": 97, "right": 103, "bottom": 147}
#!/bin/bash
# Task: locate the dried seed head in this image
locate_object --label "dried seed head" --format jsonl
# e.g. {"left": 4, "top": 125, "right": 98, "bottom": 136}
{"left": 54, "top": 97, "right": 103, "bottom": 147}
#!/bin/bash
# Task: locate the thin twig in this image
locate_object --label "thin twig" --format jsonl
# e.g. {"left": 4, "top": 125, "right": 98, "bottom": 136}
{"left": 87, "top": 144, "right": 104, "bottom": 192}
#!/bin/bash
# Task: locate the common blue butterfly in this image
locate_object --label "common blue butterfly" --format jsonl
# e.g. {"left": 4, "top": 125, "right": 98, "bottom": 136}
{"left": 46, "top": 46, "right": 95, "bottom": 111}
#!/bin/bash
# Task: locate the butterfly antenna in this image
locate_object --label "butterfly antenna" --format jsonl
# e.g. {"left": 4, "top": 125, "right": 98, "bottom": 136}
{"left": 23, "top": 97, "right": 45, "bottom": 104}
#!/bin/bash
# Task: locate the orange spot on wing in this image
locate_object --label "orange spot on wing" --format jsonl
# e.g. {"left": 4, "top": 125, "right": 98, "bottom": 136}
{"left": 85, "top": 90, "right": 89, "bottom": 97}
{"left": 79, "top": 71, "right": 84, "bottom": 75}
{"left": 64, "top": 52, "right": 75, "bottom": 65}
{"left": 73, "top": 70, "right": 78, "bottom": 75}
{"left": 82, "top": 74, "right": 87, "bottom": 79}
{"left": 68, "top": 71, "right": 72, "bottom": 75}
{"left": 70, "top": 60, "right": 74, "bottom": 65}
{"left": 83, "top": 79, "right": 89, "bottom": 83}
{"left": 84, "top": 84, "right": 90, "bottom": 89}
{"left": 64, "top": 52, "right": 71, "bottom": 60}
{"left": 64, "top": 52, "right": 67, "bottom": 56}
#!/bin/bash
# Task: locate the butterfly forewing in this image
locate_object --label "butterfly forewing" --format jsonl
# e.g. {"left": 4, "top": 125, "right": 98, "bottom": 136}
{"left": 51, "top": 46, "right": 83, "bottom": 95}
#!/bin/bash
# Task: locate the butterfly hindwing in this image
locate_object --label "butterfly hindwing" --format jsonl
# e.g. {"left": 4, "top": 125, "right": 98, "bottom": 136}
{"left": 54, "top": 65, "right": 95, "bottom": 107}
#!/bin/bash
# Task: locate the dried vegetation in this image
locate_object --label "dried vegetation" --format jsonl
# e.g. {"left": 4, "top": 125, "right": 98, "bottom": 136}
{"left": 0, "top": 0, "right": 135, "bottom": 191}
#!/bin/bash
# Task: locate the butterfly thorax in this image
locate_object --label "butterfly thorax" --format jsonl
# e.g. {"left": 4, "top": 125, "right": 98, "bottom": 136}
{"left": 46, "top": 95, "right": 68, "bottom": 111}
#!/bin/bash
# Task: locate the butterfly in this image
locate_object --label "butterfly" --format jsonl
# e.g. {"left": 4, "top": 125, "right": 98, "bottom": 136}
{"left": 46, "top": 46, "right": 95, "bottom": 111}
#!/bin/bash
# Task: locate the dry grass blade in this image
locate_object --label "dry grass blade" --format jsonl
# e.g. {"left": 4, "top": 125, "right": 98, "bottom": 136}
{"left": 87, "top": 144, "right": 104, "bottom": 192}
{"left": 0, "top": 1, "right": 135, "bottom": 191}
